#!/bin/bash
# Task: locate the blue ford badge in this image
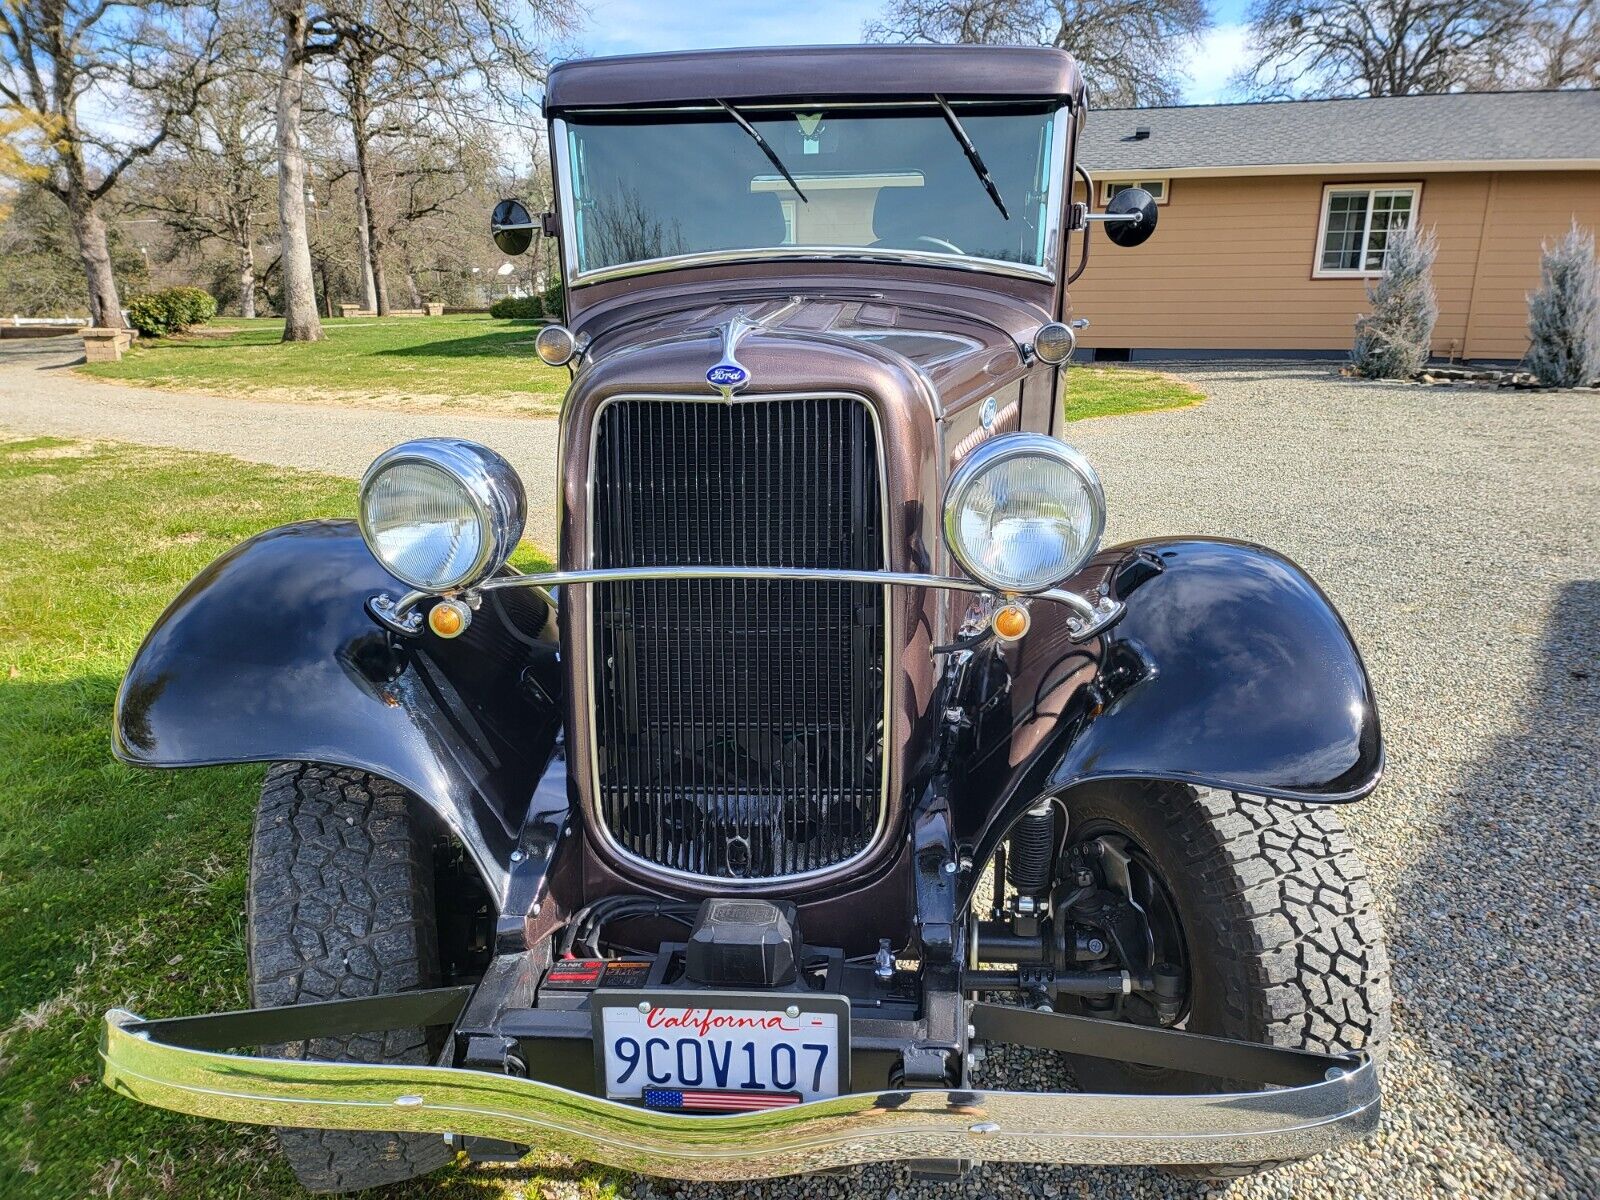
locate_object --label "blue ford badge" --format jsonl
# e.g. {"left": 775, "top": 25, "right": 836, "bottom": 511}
{"left": 707, "top": 363, "right": 749, "bottom": 389}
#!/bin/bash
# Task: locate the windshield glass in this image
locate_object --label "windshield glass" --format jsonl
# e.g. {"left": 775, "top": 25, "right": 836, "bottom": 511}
{"left": 560, "top": 102, "right": 1064, "bottom": 278}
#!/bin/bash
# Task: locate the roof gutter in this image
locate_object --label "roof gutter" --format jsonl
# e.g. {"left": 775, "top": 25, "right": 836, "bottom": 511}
{"left": 1089, "top": 159, "right": 1600, "bottom": 179}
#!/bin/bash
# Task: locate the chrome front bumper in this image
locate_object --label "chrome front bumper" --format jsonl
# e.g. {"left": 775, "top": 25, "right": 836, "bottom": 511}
{"left": 101, "top": 1006, "right": 1379, "bottom": 1179}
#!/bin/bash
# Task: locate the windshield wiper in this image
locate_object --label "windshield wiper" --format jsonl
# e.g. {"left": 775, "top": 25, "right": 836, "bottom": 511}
{"left": 717, "top": 99, "right": 808, "bottom": 203}
{"left": 934, "top": 95, "right": 1009, "bottom": 221}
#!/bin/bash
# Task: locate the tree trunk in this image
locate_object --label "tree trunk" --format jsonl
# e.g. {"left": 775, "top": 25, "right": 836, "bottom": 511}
{"left": 238, "top": 224, "right": 257, "bottom": 319}
{"left": 404, "top": 268, "right": 422, "bottom": 309}
{"left": 371, "top": 226, "right": 390, "bottom": 315}
{"left": 65, "top": 186, "right": 125, "bottom": 329}
{"left": 275, "top": 3, "right": 324, "bottom": 343}
{"left": 236, "top": 240, "right": 256, "bottom": 321}
{"left": 348, "top": 83, "right": 387, "bottom": 316}
{"left": 354, "top": 176, "right": 378, "bottom": 313}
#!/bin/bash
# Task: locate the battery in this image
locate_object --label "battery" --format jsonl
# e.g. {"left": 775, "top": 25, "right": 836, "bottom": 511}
{"left": 541, "top": 959, "right": 606, "bottom": 990}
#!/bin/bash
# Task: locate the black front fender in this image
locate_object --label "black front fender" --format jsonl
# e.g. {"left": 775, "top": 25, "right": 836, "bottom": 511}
{"left": 958, "top": 538, "right": 1383, "bottom": 875}
{"left": 114, "top": 520, "right": 563, "bottom": 899}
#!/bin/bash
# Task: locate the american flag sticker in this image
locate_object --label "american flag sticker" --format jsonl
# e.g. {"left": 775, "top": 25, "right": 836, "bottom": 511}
{"left": 644, "top": 1088, "right": 803, "bottom": 1112}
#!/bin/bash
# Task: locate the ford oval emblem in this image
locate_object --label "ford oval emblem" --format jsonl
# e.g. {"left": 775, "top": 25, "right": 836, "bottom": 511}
{"left": 706, "top": 363, "right": 749, "bottom": 389}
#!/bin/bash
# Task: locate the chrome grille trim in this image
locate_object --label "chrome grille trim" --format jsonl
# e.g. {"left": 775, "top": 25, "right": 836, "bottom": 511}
{"left": 584, "top": 392, "right": 893, "bottom": 885}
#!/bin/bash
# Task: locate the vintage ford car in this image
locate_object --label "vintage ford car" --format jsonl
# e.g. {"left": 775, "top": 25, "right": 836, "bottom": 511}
{"left": 101, "top": 44, "right": 1389, "bottom": 1193}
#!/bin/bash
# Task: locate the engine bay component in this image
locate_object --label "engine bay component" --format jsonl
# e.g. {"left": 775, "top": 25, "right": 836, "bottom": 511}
{"left": 684, "top": 899, "right": 803, "bottom": 988}
{"left": 1006, "top": 802, "right": 1057, "bottom": 896}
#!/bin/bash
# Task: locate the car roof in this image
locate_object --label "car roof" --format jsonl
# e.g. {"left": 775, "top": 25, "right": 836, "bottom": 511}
{"left": 544, "top": 44, "right": 1084, "bottom": 114}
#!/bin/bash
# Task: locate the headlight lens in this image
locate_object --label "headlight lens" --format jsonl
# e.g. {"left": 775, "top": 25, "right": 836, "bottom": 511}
{"left": 359, "top": 439, "right": 525, "bottom": 592}
{"left": 942, "top": 434, "right": 1105, "bottom": 593}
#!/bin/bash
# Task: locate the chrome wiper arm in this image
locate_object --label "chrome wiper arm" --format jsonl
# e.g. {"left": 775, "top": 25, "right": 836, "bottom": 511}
{"left": 934, "top": 94, "right": 1009, "bottom": 221}
{"left": 717, "top": 99, "right": 808, "bottom": 203}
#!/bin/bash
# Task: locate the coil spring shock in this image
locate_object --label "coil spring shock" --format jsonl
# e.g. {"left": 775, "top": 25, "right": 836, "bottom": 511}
{"left": 1005, "top": 801, "right": 1057, "bottom": 896}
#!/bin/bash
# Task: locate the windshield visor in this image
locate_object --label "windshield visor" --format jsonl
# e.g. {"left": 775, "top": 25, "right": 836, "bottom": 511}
{"left": 558, "top": 102, "right": 1066, "bottom": 281}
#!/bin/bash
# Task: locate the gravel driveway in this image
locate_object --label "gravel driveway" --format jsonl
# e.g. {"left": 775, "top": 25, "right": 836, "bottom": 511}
{"left": 3, "top": 344, "right": 1597, "bottom": 1198}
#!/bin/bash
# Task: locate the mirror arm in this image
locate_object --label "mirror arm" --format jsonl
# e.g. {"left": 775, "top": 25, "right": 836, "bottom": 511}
{"left": 490, "top": 214, "right": 557, "bottom": 237}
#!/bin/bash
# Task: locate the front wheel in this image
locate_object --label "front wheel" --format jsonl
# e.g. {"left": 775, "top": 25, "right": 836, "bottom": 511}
{"left": 1057, "top": 782, "right": 1391, "bottom": 1175}
{"left": 247, "top": 763, "right": 454, "bottom": 1194}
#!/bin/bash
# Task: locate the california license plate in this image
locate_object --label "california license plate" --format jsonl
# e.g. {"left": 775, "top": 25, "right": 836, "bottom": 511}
{"left": 592, "top": 990, "right": 849, "bottom": 1106}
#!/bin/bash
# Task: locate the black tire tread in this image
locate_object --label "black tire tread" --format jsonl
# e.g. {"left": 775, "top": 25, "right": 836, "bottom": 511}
{"left": 1155, "top": 784, "right": 1390, "bottom": 1181}
{"left": 247, "top": 762, "right": 453, "bottom": 1194}
{"left": 1182, "top": 785, "right": 1391, "bottom": 1061}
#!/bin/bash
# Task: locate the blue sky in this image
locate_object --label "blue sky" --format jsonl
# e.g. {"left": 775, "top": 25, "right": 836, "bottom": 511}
{"left": 579, "top": 0, "right": 1256, "bottom": 106}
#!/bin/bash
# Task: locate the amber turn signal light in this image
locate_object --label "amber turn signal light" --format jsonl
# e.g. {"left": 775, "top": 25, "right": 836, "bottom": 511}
{"left": 993, "top": 602, "right": 1030, "bottom": 641}
{"left": 427, "top": 598, "right": 471, "bottom": 639}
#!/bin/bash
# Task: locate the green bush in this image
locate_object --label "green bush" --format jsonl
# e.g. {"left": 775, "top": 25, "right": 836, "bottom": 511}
{"left": 541, "top": 278, "right": 564, "bottom": 319}
{"left": 125, "top": 286, "right": 218, "bottom": 337}
{"left": 168, "top": 285, "right": 217, "bottom": 327}
{"left": 490, "top": 294, "right": 543, "bottom": 319}
{"left": 125, "top": 293, "right": 175, "bottom": 337}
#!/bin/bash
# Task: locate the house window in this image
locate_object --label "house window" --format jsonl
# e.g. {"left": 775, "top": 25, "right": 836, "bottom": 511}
{"left": 1101, "top": 179, "right": 1168, "bottom": 205}
{"left": 1315, "top": 184, "right": 1419, "bottom": 276}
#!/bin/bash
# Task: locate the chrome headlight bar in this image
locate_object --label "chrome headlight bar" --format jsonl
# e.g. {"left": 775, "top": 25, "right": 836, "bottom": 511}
{"left": 369, "top": 565, "right": 1123, "bottom": 643}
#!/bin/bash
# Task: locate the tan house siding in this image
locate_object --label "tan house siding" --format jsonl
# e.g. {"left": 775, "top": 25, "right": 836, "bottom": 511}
{"left": 1067, "top": 170, "right": 1600, "bottom": 360}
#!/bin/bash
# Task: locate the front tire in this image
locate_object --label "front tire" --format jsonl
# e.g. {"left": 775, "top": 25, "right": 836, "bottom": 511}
{"left": 1059, "top": 782, "right": 1391, "bottom": 1174}
{"left": 247, "top": 763, "right": 454, "bottom": 1194}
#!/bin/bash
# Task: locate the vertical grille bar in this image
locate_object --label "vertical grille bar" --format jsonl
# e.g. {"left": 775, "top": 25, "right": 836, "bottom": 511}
{"left": 590, "top": 396, "right": 887, "bottom": 881}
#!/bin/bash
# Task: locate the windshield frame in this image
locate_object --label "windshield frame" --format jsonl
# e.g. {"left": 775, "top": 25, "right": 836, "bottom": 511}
{"left": 550, "top": 99, "right": 1072, "bottom": 289}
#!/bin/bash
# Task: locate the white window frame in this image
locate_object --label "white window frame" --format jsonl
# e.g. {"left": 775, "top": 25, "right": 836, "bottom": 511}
{"left": 1100, "top": 178, "right": 1170, "bottom": 206}
{"left": 1312, "top": 182, "right": 1422, "bottom": 279}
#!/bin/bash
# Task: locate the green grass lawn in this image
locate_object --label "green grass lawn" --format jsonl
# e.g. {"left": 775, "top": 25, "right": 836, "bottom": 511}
{"left": 73, "top": 313, "right": 1198, "bottom": 425}
{"left": 77, "top": 315, "right": 571, "bottom": 415}
{"left": 0, "top": 435, "right": 602, "bottom": 1200}
{"left": 1061, "top": 364, "right": 1201, "bottom": 421}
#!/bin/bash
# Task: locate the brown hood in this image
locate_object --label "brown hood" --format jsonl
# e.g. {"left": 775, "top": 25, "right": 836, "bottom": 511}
{"left": 567, "top": 271, "right": 1054, "bottom": 425}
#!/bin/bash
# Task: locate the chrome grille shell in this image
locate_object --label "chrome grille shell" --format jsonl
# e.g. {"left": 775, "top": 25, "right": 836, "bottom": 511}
{"left": 585, "top": 393, "right": 892, "bottom": 884}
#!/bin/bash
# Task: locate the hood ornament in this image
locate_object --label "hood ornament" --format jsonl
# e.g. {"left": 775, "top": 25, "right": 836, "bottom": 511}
{"left": 706, "top": 315, "right": 759, "bottom": 399}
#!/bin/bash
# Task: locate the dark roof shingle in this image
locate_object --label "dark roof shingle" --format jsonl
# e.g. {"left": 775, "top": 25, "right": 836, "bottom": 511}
{"left": 1079, "top": 91, "right": 1600, "bottom": 174}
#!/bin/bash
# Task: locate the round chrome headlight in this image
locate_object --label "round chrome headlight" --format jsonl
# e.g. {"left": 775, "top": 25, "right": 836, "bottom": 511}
{"left": 1031, "top": 321, "right": 1077, "bottom": 365}
{"left": 942, "top": 434, "right": 1106, "bottom": 593}
{"left": 358, "top": 439, "right": 525, "bottom": 592}
{"left": 534, "top": 324, "right": 577, "bottom": 366}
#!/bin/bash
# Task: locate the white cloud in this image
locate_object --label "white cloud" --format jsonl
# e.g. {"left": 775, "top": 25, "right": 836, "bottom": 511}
{"left": 1182, "top": 24, "right": 1252, "bottom": 104}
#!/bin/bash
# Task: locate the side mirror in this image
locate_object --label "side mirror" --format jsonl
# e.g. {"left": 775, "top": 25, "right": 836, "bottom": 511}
{"left": 491, "top": 198, "right": 537, "bottom": 256}
{"left": 1102, "top": 187, "right": 1158, "bottom": 247}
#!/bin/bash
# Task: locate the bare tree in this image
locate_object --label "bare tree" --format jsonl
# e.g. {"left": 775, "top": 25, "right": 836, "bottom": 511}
{"left": 274, "top": 0, "right": 331, "bottom": 340}
{"left": 864, "top": 0, "right": 1209, "bottom": 107}
{"left": 366, "top": 133, "right": 497, "bottom": 308}
{"left": 140, "top": 63, "right": 279, "bottom": 317}
{"left": 1236, "top": 0, "right": 1536, "bottom": 98}
{"left": 1, "top": 179, "right": 150, "bottom": 315}
{"left": 1485, "top": 0, "right": 1599, "bottom": 88}
{"left": 316, "top": 0, "right": 576, "bottom": 316}
{"left": 1, "top": 0, "right": 224, "bottom": 327}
